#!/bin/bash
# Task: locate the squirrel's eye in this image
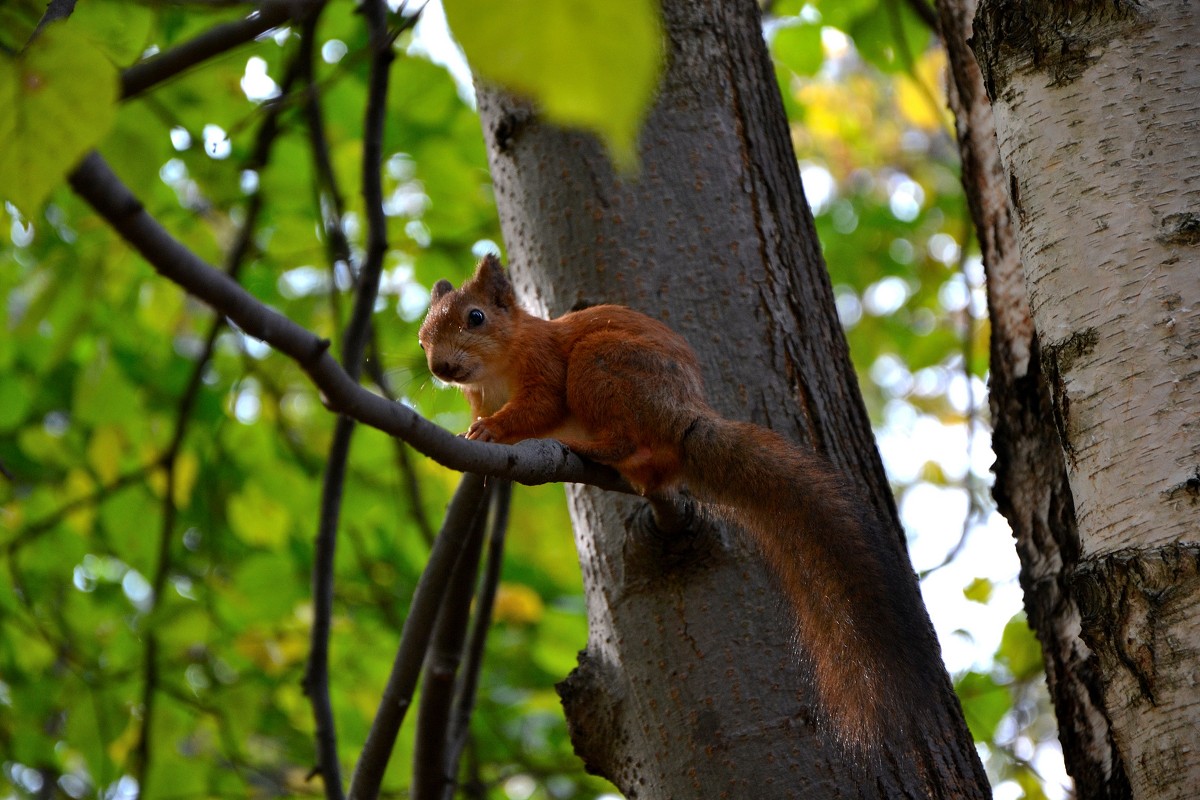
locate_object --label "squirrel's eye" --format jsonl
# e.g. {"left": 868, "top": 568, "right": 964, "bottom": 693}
{"left": 467, "top": 309, "right": 485, "bottom": 328}
{"left": 417, "top": 338, "right": 425, "bottom": 351}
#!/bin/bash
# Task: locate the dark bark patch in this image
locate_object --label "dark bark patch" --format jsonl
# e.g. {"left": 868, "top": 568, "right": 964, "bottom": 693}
{"left": 1073, "top": 544, "right": 1200, "bottom": 707}
{"left": 1039, "top": 327, "right": 1098, "bottom": 466}
{"left": 1157, "top": 212, "right": 1200, "bottom": 246}
{"left": 557, "top": 651, "right": 629, "bottom": 783}
{"left": 490, "top": 101, "right": 536, "bottom": 155}
{"left": 971, "top": 0, "right": 1148, "bottom": 99}
{"left": 1161, "top": 468, "right": 1200, "bottom": 504}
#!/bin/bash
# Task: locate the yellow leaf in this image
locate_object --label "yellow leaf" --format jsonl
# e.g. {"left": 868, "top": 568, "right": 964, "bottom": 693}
{"left": 493, "top": 582, "right": 544, "bottom": 625}
{"left": 963, "top": 577, "right": 993, "bottom": 604}
{"left": 86, "top": 424, "right": 125, "bottom": 484}
{"left": 896, "top": 48, "right": 951, "bottom": 132}
{"left": 107, "top": 715, "right": 140, "bottom": 766}
{"left": 64, "top": 468, "right": 96, "bottom": 535}
{"left": 172, "top": 449, "right": 199, "bottom": 508}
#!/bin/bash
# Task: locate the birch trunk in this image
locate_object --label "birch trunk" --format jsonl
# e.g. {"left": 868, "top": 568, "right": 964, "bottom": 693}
{"left": 935, "top": 0, "right": 1131, "bottom": 795}
{"left": 969, "top": 2, "right": 1200, "bottom": 798}
{"left": 471, "top": 0, "right": 989, "bottom": 796}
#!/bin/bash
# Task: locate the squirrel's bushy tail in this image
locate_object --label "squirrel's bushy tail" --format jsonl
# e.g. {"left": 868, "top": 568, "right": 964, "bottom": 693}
{"left": 680, "top": 414, "right": 941, "bottom": 747}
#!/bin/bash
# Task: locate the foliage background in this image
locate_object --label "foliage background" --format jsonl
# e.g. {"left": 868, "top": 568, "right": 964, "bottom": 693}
{"left": 1, "top": 0, "right": 1061, "bottom": 798}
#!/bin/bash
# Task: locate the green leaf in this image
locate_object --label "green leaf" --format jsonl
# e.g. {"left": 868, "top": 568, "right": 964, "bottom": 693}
{"left": 848, "top": 1, "right": 932, "bottom": 74}
{"left": 227, "top": 483, "right": 292, "bottom": 548}
{"left": 72, "top": 354, "right": 144, "bottom": 427}
{"left": 0, "top": 375, "right": 32, "bottom": 431}
{"left": 443, "top": 0, "right": 663, "bottom": 169}
{"left": 772, "top": 22, "right": 823, "bottom": 77}
{"left": 998, "top": 613, "right": 1045, "bottom": 682}
{"left": 72, "top": 0, "right": 155, "bottom": 65}
{"left": 0, "top": 22, "right": 119, "bottom": 213}
{"left": 954, "top": 670, "right": 1010, "bottom": 742}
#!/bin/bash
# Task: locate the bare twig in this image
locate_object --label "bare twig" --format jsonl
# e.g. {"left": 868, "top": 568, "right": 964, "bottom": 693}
{"left": 307, "top": 412, "right": 353, "bottom": 800}
{"left": 133, "top": 114, "right": 276, "bottom": 793}
{"left": 901, "top": 0, "right": 940, "bottom": 33}
{"left": 412, "top": 481, "right": 491, "bottom": 799}
{"left": 129, "top": 41, "right": 297, "bottom": 782}
{"left": 443, "top": 482, "right": 512, "bottom": 798}
{"left": 302, "top": 1, "right": 398, "bottom": 794}
{"left": 120, "top": 0, "right": 318, "bottom": 100}
{"left": 297, "top": 8, "right": 351, "bottom": 331}
{"left": 365, "top": 335, "right": 438, "bottom": 546}
{"left": 28, "top": 0, "right": 77, "bottom": 45}
{"left": 348, "top": 473, "right": 490, "bottom": 800}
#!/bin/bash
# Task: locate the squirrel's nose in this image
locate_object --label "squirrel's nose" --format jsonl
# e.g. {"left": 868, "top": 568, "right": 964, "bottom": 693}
{"left": 431, "top": 360, "right": 461, "bottom": 382}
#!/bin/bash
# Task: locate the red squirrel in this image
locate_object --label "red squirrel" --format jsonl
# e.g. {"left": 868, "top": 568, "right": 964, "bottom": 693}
{"left": 418, "top": 255, "right": 940, "bottom": 748}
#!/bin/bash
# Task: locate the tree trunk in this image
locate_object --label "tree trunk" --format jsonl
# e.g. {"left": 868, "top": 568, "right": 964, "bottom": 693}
{"left": 968, "top": 2, "right": 1200, "bottom": 798}
{"left": 935, "top": 0, "right": 1131, "bottom": 796}
{"left": 474, "top": 0, "right": 989, "bottom": 796}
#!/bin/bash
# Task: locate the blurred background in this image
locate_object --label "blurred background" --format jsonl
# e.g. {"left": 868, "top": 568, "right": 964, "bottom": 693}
{"left": 1, "top": 0, "right": 1066, "bottom": 797}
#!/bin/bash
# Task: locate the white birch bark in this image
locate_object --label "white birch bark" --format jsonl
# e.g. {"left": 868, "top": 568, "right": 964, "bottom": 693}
{"left": 936, "top": 0, "right": 1131, "bottom": 795}
{"left": 971, "top": 2, "right": 1200, "bottom": 797}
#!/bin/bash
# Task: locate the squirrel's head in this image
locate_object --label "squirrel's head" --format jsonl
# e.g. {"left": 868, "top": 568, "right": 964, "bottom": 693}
{"left": 417, "top": 254, "right": 517, "bottom": 385}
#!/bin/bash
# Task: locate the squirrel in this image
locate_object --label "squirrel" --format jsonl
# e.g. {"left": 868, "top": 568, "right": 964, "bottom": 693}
{"left": 417, "top": 255, "right": 942, "bottom": 749}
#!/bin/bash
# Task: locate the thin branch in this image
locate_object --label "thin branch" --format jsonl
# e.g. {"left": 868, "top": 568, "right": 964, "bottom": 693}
{"left": 348, "top": 473, "right": 489, "bottom": 800}
{"left": 66, "top": 153, "right": 630, "bottom": 493}
{"left": 28, "top": 0, "right": 77, "bottom": 45}
{"left": 412, "top": 481, "right": 491, "bottom": 799}
{"left": 901, "top": 0, "right": 940, "bottom": 33}
{"left": 131, "top": 54, "right": 287, "bottom": 784}
{"left": 442, "top": 481, "right": 511, "bottom": 799}
{"left": 297, "top": 4, "right": 351, "bottom": 333}
{"left": 307, "top": 413, "right": 352, "bottom": 800}
{"left": 365, "top": 334, "right": 438, "bottom": 545}
{"left": 120, "top": 0, "right": 318, "bottom": 100}
{"left": 302, "top": 1, "right": 396, "bottom": 794}
{"left": 342, "top": 0, "right": 393, "bottom": 375}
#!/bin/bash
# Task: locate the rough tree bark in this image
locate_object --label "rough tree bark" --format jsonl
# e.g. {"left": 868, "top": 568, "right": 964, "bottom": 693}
{"left": 935, "top": 0, "right": 1131, "bottom": 796}
{"left": 469, "top": 0, "right": 989, "bottom": 796}
{"left": 967, "top": 2, "right": 1200, "bottom": 798}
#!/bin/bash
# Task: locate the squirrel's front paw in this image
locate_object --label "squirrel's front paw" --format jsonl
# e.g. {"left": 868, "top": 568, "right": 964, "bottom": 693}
{"left": 465, "top": 419, "right": 499, "bottom": 442}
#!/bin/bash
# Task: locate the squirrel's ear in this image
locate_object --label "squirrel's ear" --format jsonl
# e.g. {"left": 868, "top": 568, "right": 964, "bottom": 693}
{"left": 477, "top": 254, "right": 516, "bottom": 309}
{"left": 431, "top": 279, "right": 454, "bottom": 301}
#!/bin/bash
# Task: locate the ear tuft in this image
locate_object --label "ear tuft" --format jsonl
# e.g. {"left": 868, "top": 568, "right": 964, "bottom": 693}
{"left": 431, "top": 279, "right": 454, "bottom": 301}
{"left": 475, "top": 254, "right": 516, "bottom": 309}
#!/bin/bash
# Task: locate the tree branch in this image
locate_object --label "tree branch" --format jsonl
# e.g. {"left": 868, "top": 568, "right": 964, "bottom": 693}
{"left": 901, "top": 0, "right": 940, "bottom": 33}
{"left": 133, "top": 81, "right": 279, "bottom": 786}
{"left": 120, "top": 0, "right": 319, "bottom": 100}
{"left": 348, "top": 473, "right": 490, "bottom": 800}
{"left": 66, "top": 152, "right": 631, "bottom": 493}
{"left": 412, "top": 481, "right": 491, "bottom": 799}
{"left": 302, "top": 3, "right": 401, "bottom": 794}
{"left": 364, "top": 336, "right": 438, "bottom": 545}
{"left": 443, "top": 482, "right": 511, "bottom": 799}
{"left": 29, "top": 0, "right": 77, "bottom": 44}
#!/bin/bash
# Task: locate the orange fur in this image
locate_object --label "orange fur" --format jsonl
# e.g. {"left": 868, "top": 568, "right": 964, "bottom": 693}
{"left": 418, "top": 256, "right": 940, "bottom": 747}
